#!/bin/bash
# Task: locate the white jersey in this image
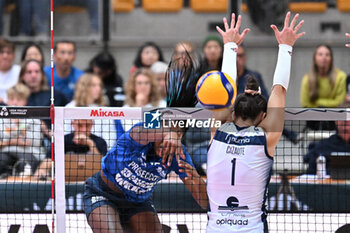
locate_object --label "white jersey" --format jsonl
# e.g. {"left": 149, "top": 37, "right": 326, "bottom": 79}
{"left": 206, "top": 123, "right": 273, "bottom": 233}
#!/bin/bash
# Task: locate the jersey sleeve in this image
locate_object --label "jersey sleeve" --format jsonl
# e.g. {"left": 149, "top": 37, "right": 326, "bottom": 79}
{"left": 170, "top": 144, "right": 195, "bottom": 179}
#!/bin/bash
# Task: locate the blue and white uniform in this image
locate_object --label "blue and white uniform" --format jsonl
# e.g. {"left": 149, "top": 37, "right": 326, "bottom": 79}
{"left": 83, "top": 123, "right": 194, "bottom": 223}
{"left": 206, "top": 123, "right": 273, "bottom": 233}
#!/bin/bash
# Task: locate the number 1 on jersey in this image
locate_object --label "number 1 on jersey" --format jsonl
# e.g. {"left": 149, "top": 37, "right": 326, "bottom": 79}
{"left": 231, "top": 158, "right": 236, "bottom": 186}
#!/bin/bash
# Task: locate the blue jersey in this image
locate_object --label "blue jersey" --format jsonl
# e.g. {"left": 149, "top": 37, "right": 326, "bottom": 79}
{"left": 44, "top": 65, "right": 84, "bottom": 101}
{"left": 101, "top": 124, "right": 194, "bottom": 203}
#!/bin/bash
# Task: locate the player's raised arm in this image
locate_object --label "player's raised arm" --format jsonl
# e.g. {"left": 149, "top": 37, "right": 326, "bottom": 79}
{"left": 259, "top": 12, "right": 305, "bottom": 155}
{"left": 217, "top": 13, "right": 250, "bottom": 81}
{"left": 346, "top": 33, "right": 350, "bottom": 48}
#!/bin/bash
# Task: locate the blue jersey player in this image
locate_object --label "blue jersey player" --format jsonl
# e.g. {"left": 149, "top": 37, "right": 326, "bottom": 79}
{"left": 83, "top": 47, "right": 207, "bottom": 233}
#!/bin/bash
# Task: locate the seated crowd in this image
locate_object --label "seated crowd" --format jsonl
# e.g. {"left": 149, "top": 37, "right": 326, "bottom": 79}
{"left": 0, "top": 33, "right": 349, "bottom": 180}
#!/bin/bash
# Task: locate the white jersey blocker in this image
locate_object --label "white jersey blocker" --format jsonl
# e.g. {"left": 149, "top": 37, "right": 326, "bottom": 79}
{"left": 206, "top": 123, "right": 273, "bottom": 233}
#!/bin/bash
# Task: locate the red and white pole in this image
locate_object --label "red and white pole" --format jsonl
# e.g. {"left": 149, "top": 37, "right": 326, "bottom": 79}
{"left": 50, "top": 0, "right": 55, "bottom": 232}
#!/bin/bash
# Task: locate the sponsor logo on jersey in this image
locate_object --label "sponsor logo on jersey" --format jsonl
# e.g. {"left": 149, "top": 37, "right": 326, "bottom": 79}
{"left": 225, "top": 134, "right": 250, "bottom": 144}
{"left": 216, "top": 218, "right": 249, "bottom": 226}
{"left": 91, "top": 196, "right": 107, "bottom": 204}
{"left": 90, "top": 108, "right": 125, "bottom": 117}
{"left": 218, "top": 196, "right": 249, "bottom": 211}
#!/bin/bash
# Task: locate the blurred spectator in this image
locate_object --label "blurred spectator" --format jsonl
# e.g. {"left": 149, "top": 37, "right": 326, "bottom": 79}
{"left": 129, "top": 42, "right": 165, "bottom": 76}
{"left": 20, "top": 43, "right": 44, "bottom": 65}
{"left": 172, "top": 41, "right": 197, "bottom": 68}
{"left": 44, "top": 41, "right": 84, "bottom": 101}
{"left": 66, "top": 73, "right": 106, "bottom": 107}
{"left": 86, "top": 52, "right": 125, "bottom": 107}
{"left": 18, "top": 0, "right": 99, "bottom": 36}
{"left": 150, "top": 61, "right": 168, "bottom": 101}
{"left": 64, "top": 73, "right": 116, "bottom": 149}
{"left": 18, "top": 59, "right": 68, "bottom": 107}
{"left": 304, "top": 118, "right": 350, "bottom": 175}
{"left": 197, "top": 35, "right": 223, "bottom": 76}
{"left": 0, "top": 38, "right": 20, "bottom": 103}
{"left": 0, "top": 83, "right": 46, "bottom": 177}
{"left": 34, "top": 119, "right": 107, "bottom": 180}
{"left": 236, "top": 44, "right": 269, "bottom": 98}
{"left": 124, "top": 68, "right": 165, "bottom": 108}
{"left": 300, "top": 44, "right": 346, "bottom": 130}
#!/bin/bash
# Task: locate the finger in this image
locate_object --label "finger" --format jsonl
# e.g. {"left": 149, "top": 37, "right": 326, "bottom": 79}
{"left": 270, "top": 24, "right": 279, "bottom": 34}
{"left": 296, "top": 31, "right": 306, "bottom": 39}
{"left": 284, "top": 11, "right": 291, "bottom": 29}
{"left": 216, "top": 26, "right": 224, "bottom": 36}
{"left": 290, "top": 13, "right": 299, "bottom": 28}
{"left": 167, "top": 153, "right": 173, "bottom": 167}
{"left": 235, "top": 14, "right": 241, "bottom": 31}
{"left": 230, "top": 13, "right": 236, "bottom": 29}
{"left": 346, "top": 33, "right": 350, "bottom": 38}
{"left": 237, "top": 28, "right": 250, "bottom": 45}
{"left": 223, "top": 17, "right": 229, "bottom": 31}
{"left": 175, "top": 152, "right": 180, "bottom": 166}
{"left": 293, "top": 20, "right": 304, "bottom": 33}
{"left": 346, "top": 44, "right": 350, "bottom": 48}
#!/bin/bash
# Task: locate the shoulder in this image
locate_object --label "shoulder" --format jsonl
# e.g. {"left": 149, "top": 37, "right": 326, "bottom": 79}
{"left": 12, "top": 64, "right": 21, "bottom": 73}
{"left": 90, "top": 134, "right": 107, "bottom": 145}
{"left": 335, "top": 69, "right": 347, "bottom": 80}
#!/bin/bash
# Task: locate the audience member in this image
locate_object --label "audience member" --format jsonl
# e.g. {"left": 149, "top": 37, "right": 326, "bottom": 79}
{"left": 129, "top": 41, "right": 165, "bottom": 76}
{"left": 18, "top": 0, "right": 99, "bottom": 36}
{"left": 44, "top": 41, "right": 84, "bottom": 101}
{"left": 18, "top": 59, "right": 68, "bottom": 107}
{"left": 172, "top": 41, "right": 197, "bottom": 68}
{"left": 150, "top": 61, "right": 168, "bottom": 101}
{"left": 124, "top": 68, "right": 165, "bottom": 108}
{"left": 0, "top": 83, "right": 46, "bottom": 177}
{"left": 197, "top": 35, "right": 223, "bottom": 76}
{"left": 34, "top": 119, "right": 107, "bottom": 180}
{"left": 66, "top": 73, "right": 106, "bottom": 107}
{"left": 0, "top": 38, "right": 20, "bottom": 103}
{"left": 86, "top": 52, "right": 125, "bottom": 107}
{"left": 300, "top": 44, "right": 346, "bottom": 130}
{"left": 20, "top": 43, "right": 45, "bottom": 65}
{"left": 236, "top": 44, "right": 269, "bottom": 98}
{"left": 304, "top": 103, "right": 350, "bottom": 175}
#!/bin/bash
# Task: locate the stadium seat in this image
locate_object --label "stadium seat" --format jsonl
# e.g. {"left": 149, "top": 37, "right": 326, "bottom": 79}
{"left": 113, "top": 0, "right": 135, "bottom": 13}
{"left": 241, "top": 2, "right": 249, "bottom": 13}
{"left": 55, "top": 6, "right": 85, "bottom": 13}
{"left": 288, "top": 1, "right": 327, "bottom": 13}
{"left": 337, "top": 0, "right": 350, "bottom": 12}
{"left": 190, "top": 0, "right": 228, "bottom": 13}
{"left": 142, "top": 0, "right": 183, "bottom": 13}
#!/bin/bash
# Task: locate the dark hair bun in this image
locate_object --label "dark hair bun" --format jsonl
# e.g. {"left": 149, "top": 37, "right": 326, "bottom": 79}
{"left": 245, "top": 75, "right": 260, "bottom": 92}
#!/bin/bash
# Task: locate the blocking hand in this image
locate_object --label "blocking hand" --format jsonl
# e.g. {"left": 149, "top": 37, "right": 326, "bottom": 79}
{"left": 271, "top": 12, "right": 305, "bottom": 46}
{"left": 216, "top": 13, "right": 250, "bottom": 45}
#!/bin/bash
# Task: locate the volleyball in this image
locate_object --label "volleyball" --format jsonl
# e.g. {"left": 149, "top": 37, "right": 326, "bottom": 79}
{"left": 196, "top": 70, "right": 237, "bottom": 110}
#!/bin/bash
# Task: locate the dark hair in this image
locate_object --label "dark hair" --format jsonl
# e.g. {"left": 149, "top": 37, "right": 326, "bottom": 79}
{"left": 21, "top": 43, "right": 45, "bottom": 64}
{"left": 86, "top": 51, "right": 124, "bottom": 88}
{"left": 0, "top": 38, "right": 15, "bottom": 52}
{"left": 54, "top": 40, "right": 76, "bottom": 53}
{"left": 234, "top": 75, "right": 267, "bottom": 121}
{"left": 133, "top": 42, "right": 165, "bottom": 68}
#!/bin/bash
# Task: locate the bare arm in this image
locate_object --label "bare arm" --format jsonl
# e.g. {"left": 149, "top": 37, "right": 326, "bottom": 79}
{"left": 179, "top": 161, "right": 208, "bottom": 209}
{"left": 210, "top": 14, "right": 250, "bottom": 141}
{"left": 130, "top": 125, "right": 185, "bottom": 166}
{"left": 259, "top": 12, "right": 305, "bottom": 156}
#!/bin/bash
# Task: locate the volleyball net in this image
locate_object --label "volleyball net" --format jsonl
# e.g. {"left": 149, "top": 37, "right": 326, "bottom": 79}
{"left": 0, "top": 106, "right": 350, "bottom": 232}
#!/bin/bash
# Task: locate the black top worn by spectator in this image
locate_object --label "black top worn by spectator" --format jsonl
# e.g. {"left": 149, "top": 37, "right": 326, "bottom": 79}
{"left": 64, "top": 133, "right": 108, "bottom": 156}
{"left": 304, "top": 134, "right": 350, "bottom": 174}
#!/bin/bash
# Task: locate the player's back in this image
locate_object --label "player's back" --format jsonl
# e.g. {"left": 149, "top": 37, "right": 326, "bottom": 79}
{"left": 206, "top": 122, "right": 273, "bottom": 233}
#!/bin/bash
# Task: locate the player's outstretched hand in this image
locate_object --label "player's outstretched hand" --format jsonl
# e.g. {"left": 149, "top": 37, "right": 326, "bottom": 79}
{"left": 271, "top": 11, "right": 305, "bottom": 46}
{"left": 178, "top": 161, "right": 200, "bottom": 180}
{"left": 216, "top": 13, "right": 250, "bottom": 45}
{"left": 161, "top": 131, "right": 185, "bottom": 167}
{"left": 346, "top": 33, "right": 350, "bottom": 48}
